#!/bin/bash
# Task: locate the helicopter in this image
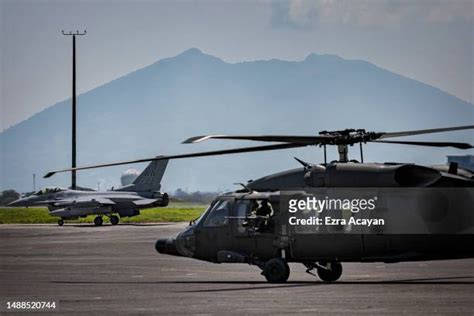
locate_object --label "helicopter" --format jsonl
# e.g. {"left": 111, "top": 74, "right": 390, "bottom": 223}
{"left": 44, "top": 125, "right": 474, "bottom": 282}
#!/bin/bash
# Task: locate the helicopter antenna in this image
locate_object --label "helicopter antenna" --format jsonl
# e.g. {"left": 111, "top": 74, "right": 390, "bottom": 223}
{"left": 234, "top": 183, "right": 252, "bottom": 192}
{"left": 294, "top": 157, "right": 311, "bottom": 168}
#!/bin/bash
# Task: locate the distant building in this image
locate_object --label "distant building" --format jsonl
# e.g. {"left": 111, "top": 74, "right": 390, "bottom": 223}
{"left": 121, "top": 168, "right": 140, "bottom": 186}
{"left": 447, "top": 155, "right": 474, "bottom": 171}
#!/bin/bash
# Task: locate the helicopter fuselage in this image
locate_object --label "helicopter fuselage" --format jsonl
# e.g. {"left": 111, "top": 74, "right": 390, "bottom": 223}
{"left": 156, "top": 162, "right": 474, "bottom": 282}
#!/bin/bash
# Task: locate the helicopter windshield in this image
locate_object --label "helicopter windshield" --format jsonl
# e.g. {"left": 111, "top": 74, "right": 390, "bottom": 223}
{"left": 189, "top": 200, "right": 226, "bottom": 227}
{"left": 203, "top": 200, "right": 230, "bottom": 227}
{"left": 192, "top": 207, "right": 208, "bottom": 226}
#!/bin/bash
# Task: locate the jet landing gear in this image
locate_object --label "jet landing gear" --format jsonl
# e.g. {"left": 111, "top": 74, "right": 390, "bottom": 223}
{"left": 58, "top": 219, "right": 64, "bottom": 226}
{"left": 262, "top": 258, "right": 290, "bottom": 283}
{"left": 93, "top": 215, "right": 119, "bottom": 226}
{"left": 110, "top": 215, "right": 119, "bottom": 225}
{"left": 94, "top": 216, "right": 103, "bottom": 226}
{"left": 304, "top": 261, "right": 343, "bottom": 282}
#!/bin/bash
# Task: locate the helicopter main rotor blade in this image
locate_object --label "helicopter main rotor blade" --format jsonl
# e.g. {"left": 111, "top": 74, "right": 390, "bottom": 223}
{"left": 183, "top": 125, "right": 474, "bottom": 145}
{"left": 379, "top": 125, "right": 474, "bottom": 139}
{"left": 183, "top": 134, "right": 333, "bottom": 145}
{"left": 44, "top": 143, "right": 306, "bottom": 178}
{"left": 372, "top": 140, "right": 474, "bottom": 149}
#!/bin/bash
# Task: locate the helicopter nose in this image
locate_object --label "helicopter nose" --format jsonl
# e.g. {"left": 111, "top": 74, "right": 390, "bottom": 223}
{"left": 155, "top": 237, "right": 182, "bottom": 256}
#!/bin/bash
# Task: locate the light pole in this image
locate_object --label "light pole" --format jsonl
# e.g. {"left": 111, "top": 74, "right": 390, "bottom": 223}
{"left": 62, "top": 30, "right": 86, "bottom": 190}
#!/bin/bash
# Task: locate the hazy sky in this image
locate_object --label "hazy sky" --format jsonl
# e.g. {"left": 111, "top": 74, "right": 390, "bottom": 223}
{"left": 1, "top": 0, "right": 473, "bottom": 132}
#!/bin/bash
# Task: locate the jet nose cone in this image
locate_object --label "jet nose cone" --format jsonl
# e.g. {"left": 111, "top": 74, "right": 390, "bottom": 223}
{"left": 8, "top": 199, "right": 22, "bottom": 207}
{"left": 8, "top": 196, "right": 31, "bottom": 207}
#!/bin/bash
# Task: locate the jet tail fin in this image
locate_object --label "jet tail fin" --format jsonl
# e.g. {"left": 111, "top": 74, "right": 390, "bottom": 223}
{"left": 116, "top": 158, "right": 169, "bottom": 192}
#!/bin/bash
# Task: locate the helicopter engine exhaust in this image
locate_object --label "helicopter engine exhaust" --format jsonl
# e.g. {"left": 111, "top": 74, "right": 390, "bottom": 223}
{"left": 393, "top": 165, "right": 442, "bottom": 186}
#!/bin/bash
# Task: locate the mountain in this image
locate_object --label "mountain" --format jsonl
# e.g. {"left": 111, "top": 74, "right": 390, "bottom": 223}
{"left": 1, "top": 48, "right": 473, "bottom": 192}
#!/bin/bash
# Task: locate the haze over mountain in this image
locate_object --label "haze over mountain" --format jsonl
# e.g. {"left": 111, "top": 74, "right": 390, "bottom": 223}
{"left": 1, "top": 48, "right": 473, "bottom": 192}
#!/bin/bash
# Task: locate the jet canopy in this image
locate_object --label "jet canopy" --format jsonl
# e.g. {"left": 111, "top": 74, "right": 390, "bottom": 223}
{"left": 33, "top": 187, "right": 64, "bottom": 195}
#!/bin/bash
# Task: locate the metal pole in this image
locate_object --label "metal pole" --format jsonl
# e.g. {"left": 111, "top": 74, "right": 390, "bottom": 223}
{"left": 62, "top": 30, "right": 86, "bottom": 190}
{"left": 323, "top": 145, "right": 327, "bottom": 164}
{"left": 337, "top": 144, "right": 348, "bottom": 162}
{"left": 359, "top": 143, "right": 364, "bottom": 163}
{"left": 33, "top": 173, "right": 36, "bottom": 191}
{"left": 72, "top": 34, "right": 76, "bottom": 189}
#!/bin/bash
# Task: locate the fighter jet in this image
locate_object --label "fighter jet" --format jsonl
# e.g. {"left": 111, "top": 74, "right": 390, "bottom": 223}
{"left": 9, "top": 159, "right": 169, "bottom": 226}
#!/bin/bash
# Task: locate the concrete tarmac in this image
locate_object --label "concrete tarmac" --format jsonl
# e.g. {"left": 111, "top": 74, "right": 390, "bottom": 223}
{"left": 0, "top": 224, "right": 473, "bottom": 314}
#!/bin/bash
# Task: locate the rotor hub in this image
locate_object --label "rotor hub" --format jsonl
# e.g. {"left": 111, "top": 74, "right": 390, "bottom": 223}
{"left": 318, "top": 129, "right": 381, "bottom": 146}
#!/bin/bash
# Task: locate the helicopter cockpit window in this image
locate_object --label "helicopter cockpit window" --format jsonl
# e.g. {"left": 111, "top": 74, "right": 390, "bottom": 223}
{"left": 235, "top": 200, "right": 250, "bottom": 234}
{"left": 203, "top": 200, "right": 230, "bottom": 227}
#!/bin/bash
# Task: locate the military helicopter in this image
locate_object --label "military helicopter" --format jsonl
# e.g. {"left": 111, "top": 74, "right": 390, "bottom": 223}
{"left": 45, "top": 125, "right": 474, "bottom": 282}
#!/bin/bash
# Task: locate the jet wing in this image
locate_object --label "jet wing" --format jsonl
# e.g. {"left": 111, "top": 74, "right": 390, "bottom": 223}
{"left": 50, "top": 197, "right": 116, "bottom": 207}
{"left": 132, "top": 198, "right": 158, "bottom": 207}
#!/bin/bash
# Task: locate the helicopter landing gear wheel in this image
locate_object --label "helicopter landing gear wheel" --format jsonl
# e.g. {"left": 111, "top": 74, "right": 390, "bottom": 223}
{"left": 58, "top": 219, "right": 64, "bottom": 226}
{"left": 317, "top": 261, "right": 342, "bottom": 282}
{"left": 263, "top": 258, "right": 290, "bottom": 283}
{"left": 94, "top": 216, "right": 103, "bottom": 226}
{"left": 110, "top": 215, "right": 119, "bottom": 225}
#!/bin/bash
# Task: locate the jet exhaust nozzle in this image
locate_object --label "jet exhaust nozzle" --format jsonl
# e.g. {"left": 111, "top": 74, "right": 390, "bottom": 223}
{"left": 152, "top": 192, "right": 169, "bottom": 207}
{"left": 157, "top": 192, "right": 169, "bottom": 207}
